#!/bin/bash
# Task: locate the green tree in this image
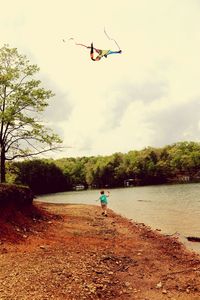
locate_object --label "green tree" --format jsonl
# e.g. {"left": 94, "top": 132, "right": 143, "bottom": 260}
{"left": 55, "top": 157, "right": 89, "bottom": 187}
{"left": 14, "top": 160, "right": 71, "bottom": 194}
{"left": 85, "top": 157, "right": 98, "bottom": 187}
{"left": 0, "top": 45, "right": 62, "bottom": 182}
{"left": 168, "top": 141, "right": 200, "bottom": 177}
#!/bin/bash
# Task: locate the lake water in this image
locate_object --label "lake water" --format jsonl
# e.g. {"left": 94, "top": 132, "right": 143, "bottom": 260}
{"left": 37, "top": 183, "right": 200, "bottom": 254}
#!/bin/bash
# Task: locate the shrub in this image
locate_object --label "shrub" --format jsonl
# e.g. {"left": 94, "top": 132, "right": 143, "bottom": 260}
{"left": 0, "top": 184, "right": 34, "bottom": 208}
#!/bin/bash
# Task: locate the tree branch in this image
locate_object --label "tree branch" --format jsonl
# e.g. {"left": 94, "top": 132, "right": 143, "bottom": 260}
{"left": 6, "top": 145, "right": 64, "bottom": 160}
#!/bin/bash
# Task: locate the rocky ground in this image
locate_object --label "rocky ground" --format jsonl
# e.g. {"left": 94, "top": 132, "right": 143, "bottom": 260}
{"left": 0, "top": 201, "right": 200, "bottom": 300}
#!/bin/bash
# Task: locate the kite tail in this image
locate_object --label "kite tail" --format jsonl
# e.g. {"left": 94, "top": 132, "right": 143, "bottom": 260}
{"left": 104, "top": 28, "right": 121, "bottom": 51}
{"left": 68, "top": 38, "right": 91, "bottom": 49}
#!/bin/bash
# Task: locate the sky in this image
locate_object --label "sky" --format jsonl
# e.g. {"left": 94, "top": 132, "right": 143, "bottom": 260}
{"left": 1, "top": 0, "right": 200, "bottom": 158}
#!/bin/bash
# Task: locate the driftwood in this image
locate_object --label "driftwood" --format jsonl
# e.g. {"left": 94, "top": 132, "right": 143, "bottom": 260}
{"left": 162, "top": 266, "right": 200, "bottom": 279}
{"left": 187, "top": 236, "right": 200, "bottom": 242}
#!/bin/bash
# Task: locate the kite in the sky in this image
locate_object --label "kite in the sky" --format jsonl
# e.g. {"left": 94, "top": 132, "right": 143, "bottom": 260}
{"left": 90, "top": 42, "right": 122, "bottom": 61}
{"left": 64, "top": 29, "right": 122, "bottom": 61}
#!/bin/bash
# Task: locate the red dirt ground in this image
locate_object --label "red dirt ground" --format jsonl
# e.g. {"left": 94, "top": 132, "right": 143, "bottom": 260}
{"left": 0, "top": 201, "right": 200, "bottom": 299}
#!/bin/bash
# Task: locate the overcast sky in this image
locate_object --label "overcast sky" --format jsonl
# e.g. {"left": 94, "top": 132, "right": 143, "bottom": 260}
{"left": 1, "top": 0, "right": 200, "bottom": 158}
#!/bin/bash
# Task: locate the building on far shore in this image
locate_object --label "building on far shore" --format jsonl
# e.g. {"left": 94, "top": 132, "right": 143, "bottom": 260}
{"left": 124, "top": 179, "right": 134, "bottom": 187}
{"left": 74, "top": 184, "right": 85, "bottom": 191}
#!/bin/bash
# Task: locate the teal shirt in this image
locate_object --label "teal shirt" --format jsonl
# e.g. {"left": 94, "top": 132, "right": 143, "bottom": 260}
{"left": 100, "top": 194, "right": 108, "bottom": 204}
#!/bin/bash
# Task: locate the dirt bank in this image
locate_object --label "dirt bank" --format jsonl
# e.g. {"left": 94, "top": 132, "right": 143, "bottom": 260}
{"left": 0, "top": 202, "right": 200, "bottom": 300}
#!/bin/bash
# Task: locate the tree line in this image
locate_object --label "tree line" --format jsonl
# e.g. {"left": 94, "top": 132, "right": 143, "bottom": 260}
{"left": 5, "top": 141, "right": 200, "bottom": 194}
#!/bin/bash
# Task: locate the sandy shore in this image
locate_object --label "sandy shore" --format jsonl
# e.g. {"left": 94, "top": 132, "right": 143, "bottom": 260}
{"left": 0, "top": 202, "right": 200, "bottom": 299}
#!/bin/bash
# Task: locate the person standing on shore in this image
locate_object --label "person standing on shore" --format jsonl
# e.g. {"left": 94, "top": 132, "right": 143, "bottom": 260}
{"left": 99, "top": 190, "right": 110, "bottom": 217}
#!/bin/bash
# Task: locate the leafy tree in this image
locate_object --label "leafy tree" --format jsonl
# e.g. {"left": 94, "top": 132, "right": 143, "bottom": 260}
{"left": 0, "top": 45, "right": 62, "bottom": 182}
{"left": 85, "top": 157, "right": 98, "bottom": 187}
{"left": 14, "top": 160, "right": 71, "bottom": 194}
{"left": 125, "top": 150, "right": 141, "bottom": 181}
{"left": 109, "top": 153, "right": 125, "bottom": 186}
{"left": 55, "top": 157, "right": 89, "bottom": 187}
{"left": 168, "top": 141, "right": 200, "bottom": 177}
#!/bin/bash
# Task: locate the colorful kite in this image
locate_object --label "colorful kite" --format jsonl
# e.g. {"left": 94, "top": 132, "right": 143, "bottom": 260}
{"left": 90, "top": 42, "right": 122, "bottom": 61}
{"left": 64, "top": 29, "right": 122, "bottom": 61}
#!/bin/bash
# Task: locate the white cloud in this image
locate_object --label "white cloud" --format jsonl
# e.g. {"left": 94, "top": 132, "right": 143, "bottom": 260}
{"left": 0, "top": 0, "right": 200, "bottom": 158}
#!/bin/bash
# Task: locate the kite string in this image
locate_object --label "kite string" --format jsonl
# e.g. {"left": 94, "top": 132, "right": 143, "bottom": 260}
{"left": 104, "top": 28, "right": 121, "bottom": 51}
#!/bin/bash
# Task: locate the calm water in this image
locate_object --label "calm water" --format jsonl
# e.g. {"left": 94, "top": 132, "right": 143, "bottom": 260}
{"left": 37, "top": 183, "right": 200, "bottom": 253}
